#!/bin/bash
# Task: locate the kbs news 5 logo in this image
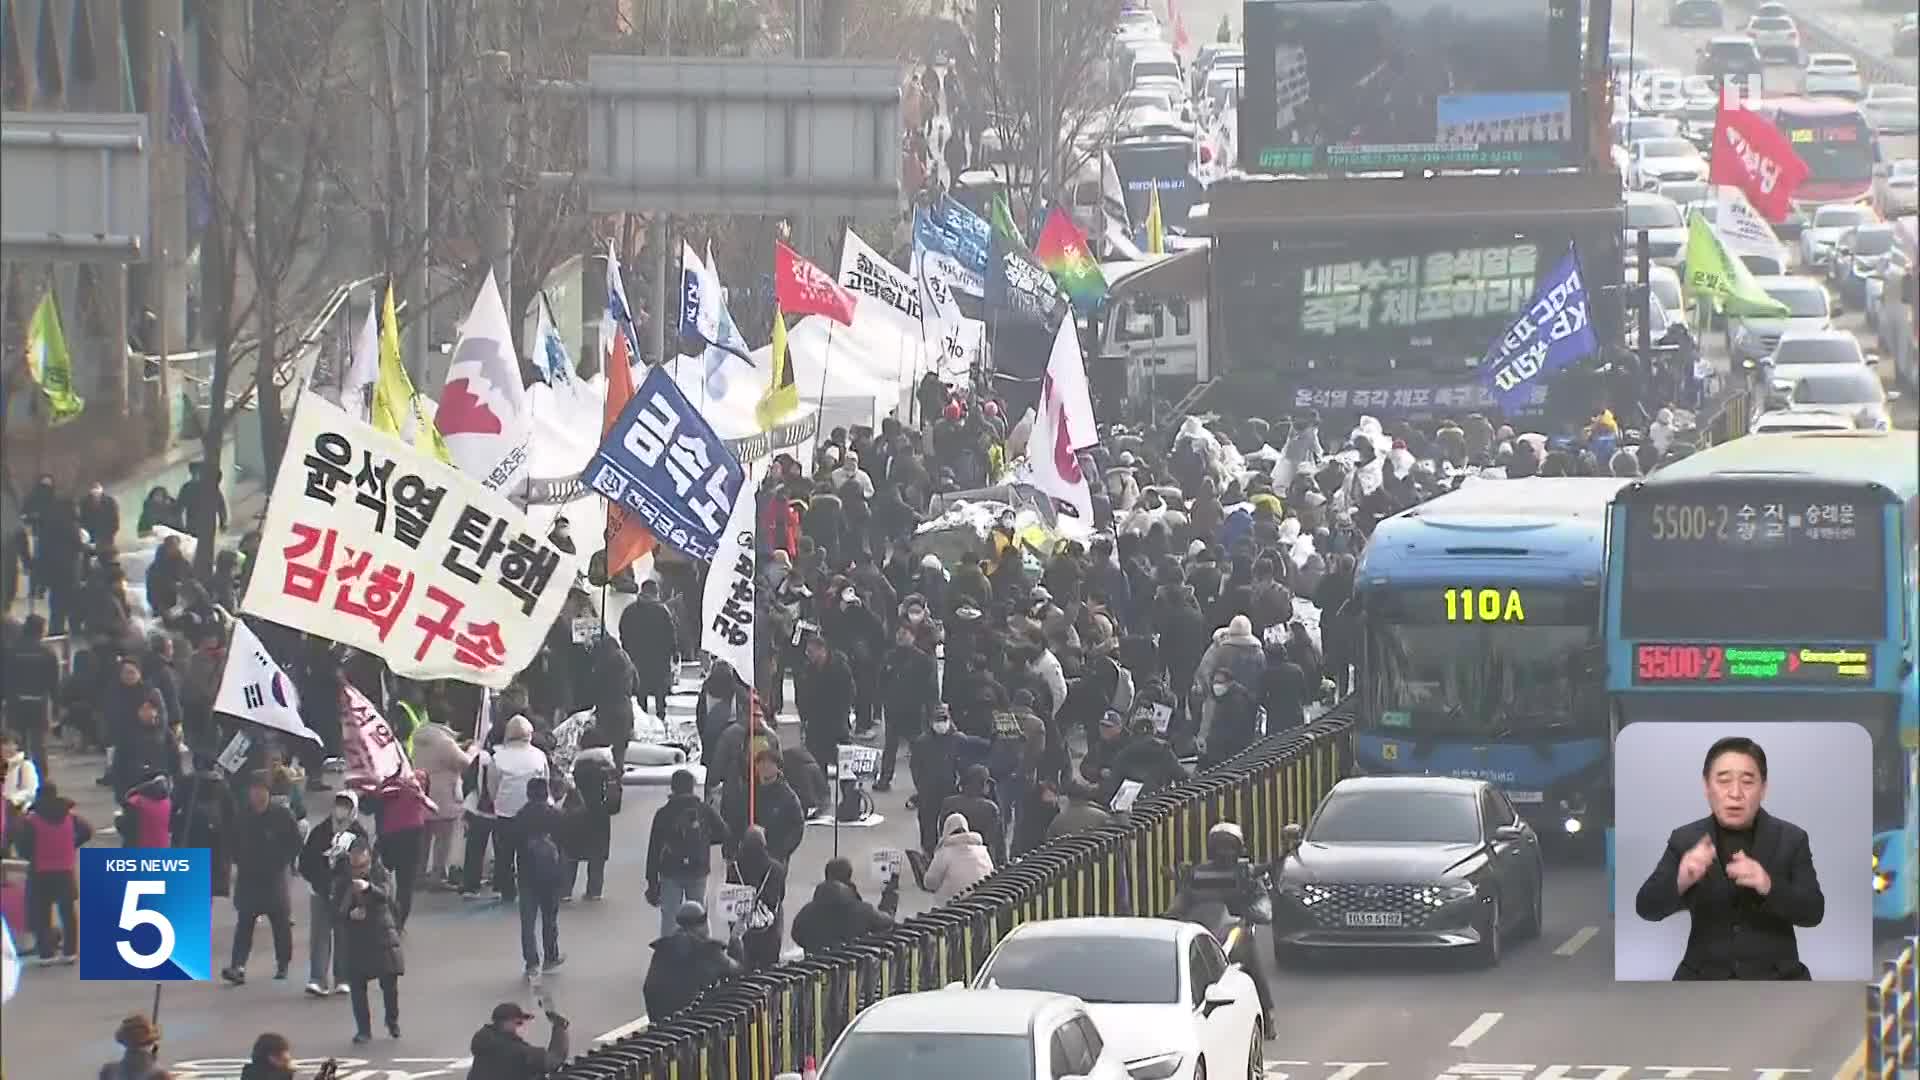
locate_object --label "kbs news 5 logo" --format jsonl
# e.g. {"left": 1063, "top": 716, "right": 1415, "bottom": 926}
{"left": 79, "top": 849, "right": 213, "bottom": 981}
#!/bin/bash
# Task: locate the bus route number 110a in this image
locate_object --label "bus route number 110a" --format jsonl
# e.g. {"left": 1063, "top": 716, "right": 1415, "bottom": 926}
{"left": 1443, "top": 588, "right": 1527, "bottom": 623}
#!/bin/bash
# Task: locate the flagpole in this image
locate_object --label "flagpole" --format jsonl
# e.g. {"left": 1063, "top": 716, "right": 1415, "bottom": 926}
{"left": 815, "top": 322, "right": 836, "bottom": 435}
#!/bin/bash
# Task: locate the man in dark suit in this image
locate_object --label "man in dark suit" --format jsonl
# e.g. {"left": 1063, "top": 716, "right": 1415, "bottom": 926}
{"left": 1634, "top": 735, "right": 1825, "bottom": 980}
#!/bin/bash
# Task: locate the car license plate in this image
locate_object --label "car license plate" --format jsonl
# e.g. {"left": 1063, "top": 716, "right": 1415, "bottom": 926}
{"left": 1506, "top": 790, "right": 1545, "bottom": 804}
{"left": 1343, "top": 911, "right": 1403, "bottom": 927}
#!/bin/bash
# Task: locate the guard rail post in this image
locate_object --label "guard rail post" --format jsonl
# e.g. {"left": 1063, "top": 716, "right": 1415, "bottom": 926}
{"left": 1865, "top": 935, "right": 1918, "bottom": 1079}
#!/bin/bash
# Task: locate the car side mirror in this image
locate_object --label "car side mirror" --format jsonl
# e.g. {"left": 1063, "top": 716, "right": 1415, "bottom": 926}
{"left": 1200, "top": 979, "right": 1241, "bottom": 1017}
{"left": 1865, "top": 354, "right": 1880, "bottom": 366}
{"left": 1494, "top": 824, "right": 1527, "bottom": 842}
{"left": 1282, "top": 822, "right": 1304, "bottom": 854}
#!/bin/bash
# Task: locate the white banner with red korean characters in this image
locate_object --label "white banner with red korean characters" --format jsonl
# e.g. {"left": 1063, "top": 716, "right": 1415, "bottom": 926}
{"left": 242, "top": 394, "right": 585, "bottom": 688}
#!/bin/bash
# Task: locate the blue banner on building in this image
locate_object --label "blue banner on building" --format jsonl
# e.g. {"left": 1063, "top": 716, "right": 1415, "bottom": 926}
{"left": 915, "top": 195, "right": 993, "bottom": 279}
{"left": 1480, "top": 245, "right": 1597, "bottom": 410}
{"left": 582, "top": 367, "right": 747, "bottom": 562}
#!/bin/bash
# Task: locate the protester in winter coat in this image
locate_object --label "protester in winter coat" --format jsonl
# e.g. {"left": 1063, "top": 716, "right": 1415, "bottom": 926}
{"left": 486, "top": 716, "right": 550, "bottom": 902}
{"left": 567, "top": 748, "right": 617, "bottom": 901}
{"left": 645, "top": 768, "right": 731, "bottom": 939}
{"left": 619, "top": 581, "right": 680, "bottom": 719}
{"left": 706, "top": 713, "right": 776, "bottom": 802}
{"left": 1194, "top": 615, "right": 1267, "bottom": 704}
{"left": 459, "top": 740, "right": 500, "bottom": 899}
{"left": 724, "top": 825, "right": 789, "bottom": 971}
{"left": 642, "top": 901, "right": 743, "bottom": 1022}
{"left": 939, "top": 765, "right": 1005, "bottom": 868}
{"left": 515, "top": 776, "right": 573, "bottom": 977}
{"left": 334, "top": 840, "right": 404, "bottom": 1043}
{"left": 908, "top": 707, "right": 991, "bottom": 856}
{"left": 110, "top": 687, "right": 178, "bottom": 800}
{"left": 1, "top": 730, "right": 41, "bottom": 812}
{"left": 923, "top": 812, "right": 994, "bottom": 904}
{"left": 298, "top": 792, "right": 368, "bottom": 996}
{"left": 718, "top": 751, "right": 807, "bottom": 872}
{"left": 221, "top": 772, "right": 302, "bottom": 985}
{"left": 1200, "top": 670, "right": 1262, "bottom": 767}
{"left": 409, "top": 716, "right": 468, "bottom": 886}
{"left": 239, "top": 1032, "right": 296, "bottom": 1080}
{"left": 1045, "top": 786, "right": 1116, "bottom": 842}
{"left": 694, "top": 662, "right": 750, "bottom": 763}
{"left": 8, "top": 783, "right": 92, "bottom": 961}
{"left": 1260, "top": 640, "right": 1312, "bottom": 731}
{"left": 795, "top": 634, "right": 856, "bottom": 773}
{"left": 876, "top": 623, "right": 938, "bottom": 791}
{"left": 376, "top": 784, "right": 429, "bottom": 927}
{"left": 3, "top": 616, "right": 59, "bottom": 779}
{"left": 467, "top": 1002, "right": 571, "bottom": 1080}
{"left": 790, "top": 856, "right": 899, "bottom": 954}
{"left": 100, "top": 1012, "right": 168, "bottom": 1080}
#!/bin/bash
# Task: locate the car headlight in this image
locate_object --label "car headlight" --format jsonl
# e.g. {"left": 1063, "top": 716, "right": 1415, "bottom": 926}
{"left": 1415, "top": 882, "right": 1478, "bottom": 906}
{"left": 1127, "top": 1052, "right": 1188, "bottom": 1080}
{"left": 1280, "top": 881, "right": 1331, "bottom": 906}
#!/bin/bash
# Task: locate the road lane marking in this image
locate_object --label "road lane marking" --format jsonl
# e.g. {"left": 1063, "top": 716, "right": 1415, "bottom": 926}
{"left": 1449, "top": 1012, "right": 1504, "bottom": 1049}
{"left": 1554, "top": 925, "right": 1601, "bottom": 956}
{"left": 1830, "top": 1037, "right": 1867, "bottom": 1080}
{"left": 597, "top": 1016, "right": 650, "bottom": 1043}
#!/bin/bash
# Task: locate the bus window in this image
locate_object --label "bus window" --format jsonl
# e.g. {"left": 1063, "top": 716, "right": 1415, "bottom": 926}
{"left": 1115, "top": 301, "right": 1162, "bottom": 342}
{"left": 1169, "top": 299, "right": 1192, "bottom": 336}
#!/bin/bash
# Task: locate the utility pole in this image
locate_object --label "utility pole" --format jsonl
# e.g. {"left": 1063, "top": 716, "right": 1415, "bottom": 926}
{"left": 795, "top": 0, "right": 813, "bottom": 262}
{"left": 646, "top": 0, "right": 675, "bottom": 369}
{"left": 150, "top": 4, "right": 187, "bottom": 445}
{"left": 479, "top": 50, "right": 515, "bottom": 313}
{"left": 400, "top": 0, "right": 432, "bottom": 386}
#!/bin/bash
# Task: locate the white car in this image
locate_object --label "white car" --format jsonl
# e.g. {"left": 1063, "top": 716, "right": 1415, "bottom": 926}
{"left": 1779, "top": 366, "right": 1897, "bottom": 430}
{"left": 1799, "top": 203, "right": 1876, "bottom": 269}
{"left": 1744, "top": 14, "right": 1801, "bottom": 64}
{"left": 1750, "top": 409, "right": 1857, "bottom": 433}
{"left": 972, "top": 918, "right": 1264, "bottom": 1080}
{"left": 1624, "top": 191, "right": 1690, "bottom": 267}
{"left": 1656, "top": 178, "right": 1710, "bottom": 207}
{"left": 801, "top": 988, "right": 1133, "bottom": 1080}
{"left": 1803, "top": 53, "right": 1864, "bottom": 99}
{"left": 1726, "top": 274, "right": 1833, "bottom": 365}
{"left": 1627, "top": 136, "right": 1708, "bottom": 189}
{"left": 1861, "top": 85, "right": 1919, "bottom": 135}
{"left": 1874, "top": 159, "right": 1919, "bottom": 217}
{"left": 1613, "top": 114, "right": 1682, "bottom": 147}
{"left": 1757, "top": 329, "right": 1875, "bottom": 406}
{"left": 1627, "top": 263, "right": 1687, "bottom": 325}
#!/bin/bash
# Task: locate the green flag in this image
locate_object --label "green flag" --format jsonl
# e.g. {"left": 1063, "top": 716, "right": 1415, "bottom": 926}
{"left": 989, "top": 193, "right": 1021, "bottom": 245}
{"left": 24, "top": 291, "right": 84, "bottom": 424}
{"left": 1683, "top": 212, "right": 1789, "bottom": 318}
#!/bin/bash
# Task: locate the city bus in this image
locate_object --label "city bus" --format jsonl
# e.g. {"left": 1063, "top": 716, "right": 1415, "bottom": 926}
{"left": 1751, "top": 96, "right": 1879, "bottom": 224}
{"left": 1603, "top": 430, "right": 1920, "bottom": 923}
{"left": 1352, "top": 477, "right": 1631, "bottom": 850}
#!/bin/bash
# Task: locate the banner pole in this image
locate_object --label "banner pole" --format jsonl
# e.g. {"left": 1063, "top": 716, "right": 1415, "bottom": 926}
{"left": 815, "top": 322, "right": 835, "bottom": 434}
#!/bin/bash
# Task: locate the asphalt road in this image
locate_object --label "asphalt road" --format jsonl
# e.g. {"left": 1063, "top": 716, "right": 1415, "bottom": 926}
{"left": 4, "top": 680, "right": 940, "bottom": 1080}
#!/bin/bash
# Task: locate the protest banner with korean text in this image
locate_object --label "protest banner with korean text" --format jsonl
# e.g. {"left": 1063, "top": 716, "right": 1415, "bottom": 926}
{"left": 243, "top": 395, "right": 584, "bottom": 688}
{"left": 581, "top": 366, "right": 748, "bottom": 562}
{"left": 1480, "top": 245, "right": 1598, "bottom": 410}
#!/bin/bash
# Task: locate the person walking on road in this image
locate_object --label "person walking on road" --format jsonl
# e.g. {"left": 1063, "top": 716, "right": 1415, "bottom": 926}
{"left": 566, "top": 746, "right": 617, "bottom": 901}
{"left": 486, "top": 716, "right": 550, "bottom": 903}
{"left": 334, "top": 840, "right": 404, "bottom": 1044}
{"left": 8, "top": 782, "right": 92, "bottom": 963}
{"left": 724, "top": 825, "right": 788, "bottom": 971}
{"left": 4, "top": 615, "right": 60, "bottom": 780}
{"left": 298, "top": 792, "right": 367, "bottom": 997}
{"left": 467, "top": 1001, "right": 571, "bottom": 1080}
{"left": 794, "top": 634, "right": 855, "bottom": 777}
{"left": 618, "top": 579, "right": 679, "bottom": 721}
{"left": 514, "top": 776, "right": 572, "bottom": 979}
{"left": 222, "top": 772, "right": 302, "bottom": 986}
{"left": 718, "top": 751, "right": 805, "bottom": 868}
{"left": 645, "top": 768, "right": 730, "bottom": 938}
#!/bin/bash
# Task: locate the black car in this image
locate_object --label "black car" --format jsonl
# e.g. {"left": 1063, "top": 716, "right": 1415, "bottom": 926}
{"left": 1270, "top": 776, "right": 1545, "bottom": 968}
{"left": 1668, "top": 0, "right": 1724, "bottom": 28}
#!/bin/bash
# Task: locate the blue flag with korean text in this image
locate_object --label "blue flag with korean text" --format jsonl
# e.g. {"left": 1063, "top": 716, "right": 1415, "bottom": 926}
{"left": 580, "top": 366, "right": 747, "bottom": 562}
{"left": 1480, "top": 245, "right": 1598, "bottom": 411}
{"left": 915, "top": 195, "right": 993, "bottom": 283}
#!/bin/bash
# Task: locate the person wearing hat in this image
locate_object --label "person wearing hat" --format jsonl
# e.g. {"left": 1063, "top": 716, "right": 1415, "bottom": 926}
{"left": 220, "top": 770, "right": 301, "bottom": 986}
{"left": 298, "top": 790, "right": 368, "bottom": 996}
{"left": 241, "top": 1032, "right": 296, "bottom": 1080}
{"left": 334, "top": 839, "right": 405, "bottom": 1043}
{"left": 468, "top": 1001, "right": 571, "bottom": 1079}
{"left": 642, "top": 900, "right": 743, "bottom": 1022}
{"left": 102, "top": 1012, "right": 167, "bottom": 1079}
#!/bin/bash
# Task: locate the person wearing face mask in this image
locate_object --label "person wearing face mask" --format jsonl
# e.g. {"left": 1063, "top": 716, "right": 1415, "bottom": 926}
{"left": 795, "top": 634, "right": 856, "bottom": 775}
{"left": 1199, "top": 669, "right": 1261, "bottom": 768}
{"left": 908, "top": 705, "right": 990, "bottom": 857}
{"left": 1634, "top": 736, "right": 1824, "bottom": 980}
{"left": 77, "top": 480, "right": 121, "bottom": 553}
{"left": 876, "top": 620, "right": 938, "bottom": 792}
{"left": 334, "top": 840, "right": 405, "bottom": 1043}
{"left": 299, "top": 792, "right": 369, "bottom": 997}
{"left": 824, "top": 586, "right": 885, "bottom": 736}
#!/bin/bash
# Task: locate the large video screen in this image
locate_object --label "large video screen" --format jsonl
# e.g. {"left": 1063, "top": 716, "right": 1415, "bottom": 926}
{"left": 1107, "top": 141, "right": 1198, "bottom": 230}
{"left": 1240, "top": 0, "right": 1584, "bottom": 175}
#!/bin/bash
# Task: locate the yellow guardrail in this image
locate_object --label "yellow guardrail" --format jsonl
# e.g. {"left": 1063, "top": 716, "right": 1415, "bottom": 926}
{"left": 1702, "top": 388, "right": 1751, "bottom": 446}
{"left": 555, "top": 712, "right": 1357, "bottom": 1079}
{"left": 1866, "top": 936, "right": 1917, "bottom": 1079}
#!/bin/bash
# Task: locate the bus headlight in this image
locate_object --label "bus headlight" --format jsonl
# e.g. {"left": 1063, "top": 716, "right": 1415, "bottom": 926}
{"left": 1564, "top": 817, "right": 1585, "bottom": 835}
{"left": 1872, "top": 850, "right": 1891, "bottom": 894}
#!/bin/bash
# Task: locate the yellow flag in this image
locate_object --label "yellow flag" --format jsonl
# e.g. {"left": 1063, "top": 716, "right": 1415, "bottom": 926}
{"left": 755, "top": 304, "right": 799, "bottom": 431}
{"left": 372, "top": 283, "right": 451, "bottom": 463}
{"left": 1146, "top": 184, "right": 1165, "bottom": 255}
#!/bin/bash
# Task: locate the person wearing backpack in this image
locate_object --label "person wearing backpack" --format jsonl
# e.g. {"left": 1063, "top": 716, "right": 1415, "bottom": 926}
{"left": 513, "top": 776, "right": 572, "bottom": 979}
{"left": 644, "top": 768, "right": 730, "bottom": 939}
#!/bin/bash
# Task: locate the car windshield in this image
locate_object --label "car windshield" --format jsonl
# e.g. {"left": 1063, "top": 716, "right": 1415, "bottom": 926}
{"left": 1309, "top": 790, "right": 1482, "bottom": 844}
{"left": 1765, "top": 285, "right": 1828, "bottom": 317}
{"left": 1741, "top": 253, "right": 1785, "bottom": 275}
{"left": 1772, "top": 336, "right": 1862, "bottom": 364}
{"left": 1869, "top": 85, "right": 1916, "bottom": 102}
{"left": 1367, "top": 620, "right": 1598, "bottom": 737}
{"left": 1638, "top": 138, "right": 1695, "bottom": 158}
{"left": 979, "top": 936, "right": 1179, "bottom": 1004}
{"left": 1893, "top": 162, "right": 1919, "bottom": 180}
{"left": 1850, "top": 229, "right": 1896, "bottom": 256}
{"left": 1624, "top": 118, "right": 1680, "bottom": 141}
{"left": 1751, "top": 16, "right": 1791, "bottom": 29}
{"left": 1810, "top": 57, "right": 1855, "bottom": 72}
{"left": 1793, "top": 369, "right": 1882, "bottom": 404}
{"left": 1710, "top": 40, "right": 1757, "bottom": 59}
{"left": 1626, "top": 199, "right": 1683, "bottom": 229}
{"left": 822, "top": 1033, "right": 1035, "bottom": 1080}
{"left": 1813, "top": 206, "right": 1868, "bottom": 228}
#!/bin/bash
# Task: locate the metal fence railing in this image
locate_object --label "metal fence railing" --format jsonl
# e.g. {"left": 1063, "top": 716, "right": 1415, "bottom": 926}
{"left": 552, "top": 712, "right": 1357, "bottom": 1079}
{"left": 1866, "top": 936, "right": 1917, "bottom": 1079}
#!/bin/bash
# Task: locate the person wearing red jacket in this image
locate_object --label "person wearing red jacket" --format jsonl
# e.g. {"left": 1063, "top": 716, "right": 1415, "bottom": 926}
{"left": 7, "top": 782, "right": 94, "bottom": 962}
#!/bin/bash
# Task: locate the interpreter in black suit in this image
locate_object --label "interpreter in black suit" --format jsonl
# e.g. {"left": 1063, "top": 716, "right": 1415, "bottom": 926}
{"left": 1634, "top": 735, "right": 1825, "bottom": 980}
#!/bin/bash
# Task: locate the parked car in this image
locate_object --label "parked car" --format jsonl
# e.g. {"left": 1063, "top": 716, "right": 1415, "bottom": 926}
{"left": 1802, "top": 53, "right": 1864, "bottom": 99}
{"left": 1668, "top": 0, "right": 1723, "bottom": 27}
{"left": 1628, "top": 136, "right": 1708, "bottom": 189}
{"left": 1696, "top": 35, "right": 1764, "bottom": 79}
{"left": 1862, "top": 85, "right": 1919, "bottom": 135}
{"left": 1743, "top": 14, "right": 1801, "bottom": 64}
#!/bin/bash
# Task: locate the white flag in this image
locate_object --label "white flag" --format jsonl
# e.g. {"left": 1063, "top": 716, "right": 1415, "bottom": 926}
{"left": 1, "top": 918, "right": 18, "bottom": 1005}
{"left": 439, "top": 271, "right": 533, "bottom": 491}
{"left": 213, "top": 620, "right": 320, "bottom": 743}
{"left": 1013, "top": 319, "right": 1098, "bottom": 523}
{"left": 1712, "top": 186, "right": 1780, "bottom": 258}
{"left": 341, "top": 300, "right": 378, "bottom": 422}
{"left": 701, "top": 463, "right": 760, "bottom": 684}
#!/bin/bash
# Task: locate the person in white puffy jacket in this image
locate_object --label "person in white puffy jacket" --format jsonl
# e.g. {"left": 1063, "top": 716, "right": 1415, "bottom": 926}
{"left": 922, "top": 812, "right": 994, "bottom": 905}
{"left": 486, "top": 716, "right": 550, "bottom": 902}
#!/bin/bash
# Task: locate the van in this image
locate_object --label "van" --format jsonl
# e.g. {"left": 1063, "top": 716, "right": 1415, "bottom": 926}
{"left": 1128, "top": 43, "right": 1181, "bottom": 87}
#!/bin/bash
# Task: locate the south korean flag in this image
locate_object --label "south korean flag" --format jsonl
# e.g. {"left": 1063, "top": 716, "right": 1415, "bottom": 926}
{"left": 213, "top": 620, "right": 322, "bottom": 743}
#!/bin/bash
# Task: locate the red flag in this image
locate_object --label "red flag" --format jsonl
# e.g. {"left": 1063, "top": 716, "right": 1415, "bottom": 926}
{"left": 1170, "top": 0, "right": 1191, "bottom": 52}
{"left": 775, "top": 241, "right": 858, "bottom": 325}
{"left": 602, "top": 321, "right": 657, "bottom": 576}
{"left": 1708, "top": 106, "right": 1810, "bottom": 224}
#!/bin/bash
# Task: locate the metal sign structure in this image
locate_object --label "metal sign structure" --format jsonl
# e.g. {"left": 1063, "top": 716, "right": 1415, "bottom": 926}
{"left": 585, "top": 56, "right": 902, "bottom": 219}
{"left": 1, "top": 112, "right": 151, "bottom": 261}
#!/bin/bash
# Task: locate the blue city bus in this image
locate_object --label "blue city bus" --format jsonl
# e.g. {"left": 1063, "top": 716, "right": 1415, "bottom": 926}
{"left": 1603, "top": 430, "right": 1920, "bottom": 924}
{"left": 1353, "top": 477, "right": 1632, "bottom": 848}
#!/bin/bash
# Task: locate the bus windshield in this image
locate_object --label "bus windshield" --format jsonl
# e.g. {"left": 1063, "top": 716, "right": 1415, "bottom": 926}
{"left": 1772, "top": 108, "right": 1875, "bottom": 183}
{"left": 1367, "top": 621, "right": 1599, "bottom": 737}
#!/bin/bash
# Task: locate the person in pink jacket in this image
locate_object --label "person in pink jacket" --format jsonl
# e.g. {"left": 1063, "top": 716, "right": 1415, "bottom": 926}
{"left": 377, "top": 781, "right": 430, "bottom": 928}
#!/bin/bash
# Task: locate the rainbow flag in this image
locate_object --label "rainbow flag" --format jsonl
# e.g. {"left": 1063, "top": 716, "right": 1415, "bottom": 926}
{"left": 1032, "top": 209, "right": 1107, "bottom": 315}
